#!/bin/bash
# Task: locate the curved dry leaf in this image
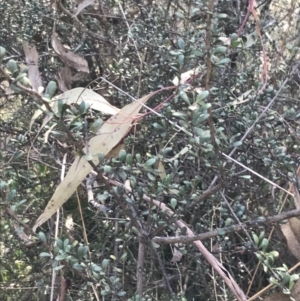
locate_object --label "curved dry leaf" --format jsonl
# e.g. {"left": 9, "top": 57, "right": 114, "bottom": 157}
{"left": 292, "top": 279, "right": 300, "bottom": 298}
{"left": 292, "top": 183, "right": 300, "bottom": 209}
{"left": 263, "top": 292, "right": 290, "bottom": 301}
{"left": 280, "top": 217, "right": 300, "bottom": 261}
{"left": 74, "top": 0, "right": 94, "bottom": 16}
{"left": 56, "top": 66, "right": 72, "bottom": 92}
{"left": 22, "top": 41, "right": 42, "bottom": 91}
{"left": 44, "top": 123, "right": 57, "bottom": 143}
{"left": 88, "top": 92, "right": 156, "bottom": 155}
{"left": 32, "top": 91, "right": 158, "bottom": 232}
{"left": 52, "top": 31, "right": 89, "bottom": 73}
{"left": 172, "top": 68, "right": 200, "bottom": 86}
{"left": 50, "top": 88, "right": 120, "bottom": 115}
{"left": 106, "top": 143, "right": 125, "bottom": 159}
{"left": 29, "top": 88, "right": 119, "bottom": 131}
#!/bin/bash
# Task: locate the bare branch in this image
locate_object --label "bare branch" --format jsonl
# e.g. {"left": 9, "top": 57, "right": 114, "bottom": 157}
{"left": 153, "top": 207, "right": 300, "bottom": 244}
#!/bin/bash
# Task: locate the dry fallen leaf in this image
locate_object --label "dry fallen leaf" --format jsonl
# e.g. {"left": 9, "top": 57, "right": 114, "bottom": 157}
{"left": 32, "top": 91, "right": 158, "bottom": 232}
{"left": 52, "top": 30, "right": 89, "bottom": 73}
{"left": 22, "top": 41, "right": 42, "bottom": 92}
{"left": 30, "top": 87, "right": 120, "bottom": 132}
{"left": 263, "top": 292, "right": 290, "bottom": 301}
{"left": 106, "top": 143, "right": 125, "bottom": 159}
{"left": 56, "top": 66, "right": 73, "bottom": 92}
{"left": 280, "top": 217, "right": 300, "bottom": 261}
{"left": 292, "top": 183, "right": 300, "bottom": 209}
{"left": 172, "top": 68, "right": 200, "bottom": 86}
{"left": 74, "top": 0, "right": 94, "bottom": 16}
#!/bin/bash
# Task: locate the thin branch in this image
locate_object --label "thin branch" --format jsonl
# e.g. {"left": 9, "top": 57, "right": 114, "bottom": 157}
{"left": 222, "top": 152, "right": 293, "bottom": 196}
{"left": 149, "top": 242, "right": 174, "bottom": 297}
{"left": 220, "top": 191, "right": 254, "bottom": 245}
{"left": 195, "top": 182, "right": 223, "bottom": 204}
{"left": 204, "top": 0, "right": 219, "bottom": 154}
{"left": 152, "top": 207, "right": 300, "bottom": 244}
{"left": 105, "top": 178, "right": 247, "bottom": 301}
{"left": 208, "top": 64, "right": 300, "bottom": 188}
{"left": 136, "top": 237, "right": 146, "bottom": 297}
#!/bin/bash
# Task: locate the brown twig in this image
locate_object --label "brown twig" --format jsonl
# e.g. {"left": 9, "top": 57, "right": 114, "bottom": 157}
{"left": 106, "top": 178, "right": 247, "bottom": 301}
{"left": 136, "top": 237, "right": 146, "bottom": 297}
{"left": 204, "top": 0, "right": 219, "bottom": 154}
{"left": 152, "top": 207, "right": 300, "bottom": 244}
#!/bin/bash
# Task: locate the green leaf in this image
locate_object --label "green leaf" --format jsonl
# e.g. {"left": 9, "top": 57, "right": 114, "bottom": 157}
{"left": 113, "top": 267, "right": 123, "bottom": 273}
{"left": 12, "top": 150, "right": 23, "bottom": 160}
{"left": 196, "top": 90, "right": 209, "bottom": 103}
{"left": 217, "top": 58, "right": 231, "bottom": 65}
{"left": 178, "top": 38, "right": 185, "bottom": 50}
{"left": 282, "top": 274, "right": 290, "bottom": 285}
{"left": 63, "top": 239, "right": 69, "bottom": 250}
{"left": 217, "top": 228, "right": 226, "bottom": 236}
{"left": 56, "top": 238, "right": 63, "bottom": 249}
{"left": 175, "top": 12, "right": 185, "bottom": 19}
{"left": 178, "top": 54, "right": 184, "bottom": 67}
{"left": 259, "top": 238, "right": 269, "bottom": 251}
{"left": 118, "top": 149, "right": 126, "bottom": 162}
{"left": 213, "top": 46, "right": 227, "bottom": 54}
{"left": 172, "top": 111, "right": 187, "bottom": 118}
{"left": 104, "top": 165, "right": 113, "bottom": 174}
{"left": 170, "top": 198, "right": 177, "bottom": 209}
{"left": 7, "top": 190, "right": 17, "bottom": 202}
{"left": 126, "top": 154, "right": 133, "bottom": 165}
{"left": 102, "top": 258, "right": 110, "bottom": 269}
{"left": 45, "top": 81, "right": 57, "bottom": 99}
{"left": 180, "top": 90, "right": 190, "bottom": 105}
{"left": 151, "top": 241, "right": 160, "bottom": 248}
{"left": 239, "top": 175, "right": 251, "bottom": 179}
{"left": 217, "top": 13, "right": 228, "bottom": 18}
{"left": 252, "top": 233, "right": 259, "bottom": 246}
{"left": 90, "top": 118, "right": 103, "bottom": 133}
{"left": 268, "top": 251, "right": 279, "bottom": 258}
{"left": 191, "top": 50, "right": 203, "bottom": 57}
{"left": 259, "top": 231, "right": 265, "bottom": 240}
{"left": 91, "top": 264, "right": 102, "bottom": 272}
{"left": 55, "top": 254, "right": 67, "bottom": 261}
{"left": 118, "top": 291, "right": 126, "bottom": 297}
{"left": 194, "top": 128, "right": 210, "bottom": 139}
{"left": 0, "top": 46, "right": 6, "bottom": 62}
{"left": 120, "top": 252, "right": 127, "bottom": 261}
{"left": 7, "top": 59, "right": 18, "bottom": 74}
{"left": 289, "top": 279, "right": 296, "bottom": 291}
{"left": 78, "top": 245, "right": 89, "bottom": 258}
{"left": 290, "top": 274, "right": 299, "bottom": 282}
{"left": 39, "top": 252, "right": 51, "bottom": 257}
{"left": 145, "top": 158, "right": 156, "bottom": 167}
{"left": 73, "top": 263, "right": 84, "bottom": 270}
{"left": 225, "top": 217, "right": 233, "bottom": 226}
{"left": 0, "top": 181, "right": 7, "bottom": 190}
{"left": 269, "top": 277, "right": 279, "bottom": 286}
{"left": 79, "top": 100, "right": 91, "bottom": 114}
{"left": 101, "top": 289, "right": 110, "bottom": 296}
{"left": 54, "top": 265, "right": 65, "bottom": 271}
{"left": 38, "top": 232, "right": 47, "bottom": 242}
{"left": 232, "top": 141, "right": 242, "bottom": 147}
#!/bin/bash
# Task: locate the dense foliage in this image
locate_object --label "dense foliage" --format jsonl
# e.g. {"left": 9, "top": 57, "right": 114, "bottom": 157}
{"left": 1, "top": 0, "right": 300, "bottom": 301}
